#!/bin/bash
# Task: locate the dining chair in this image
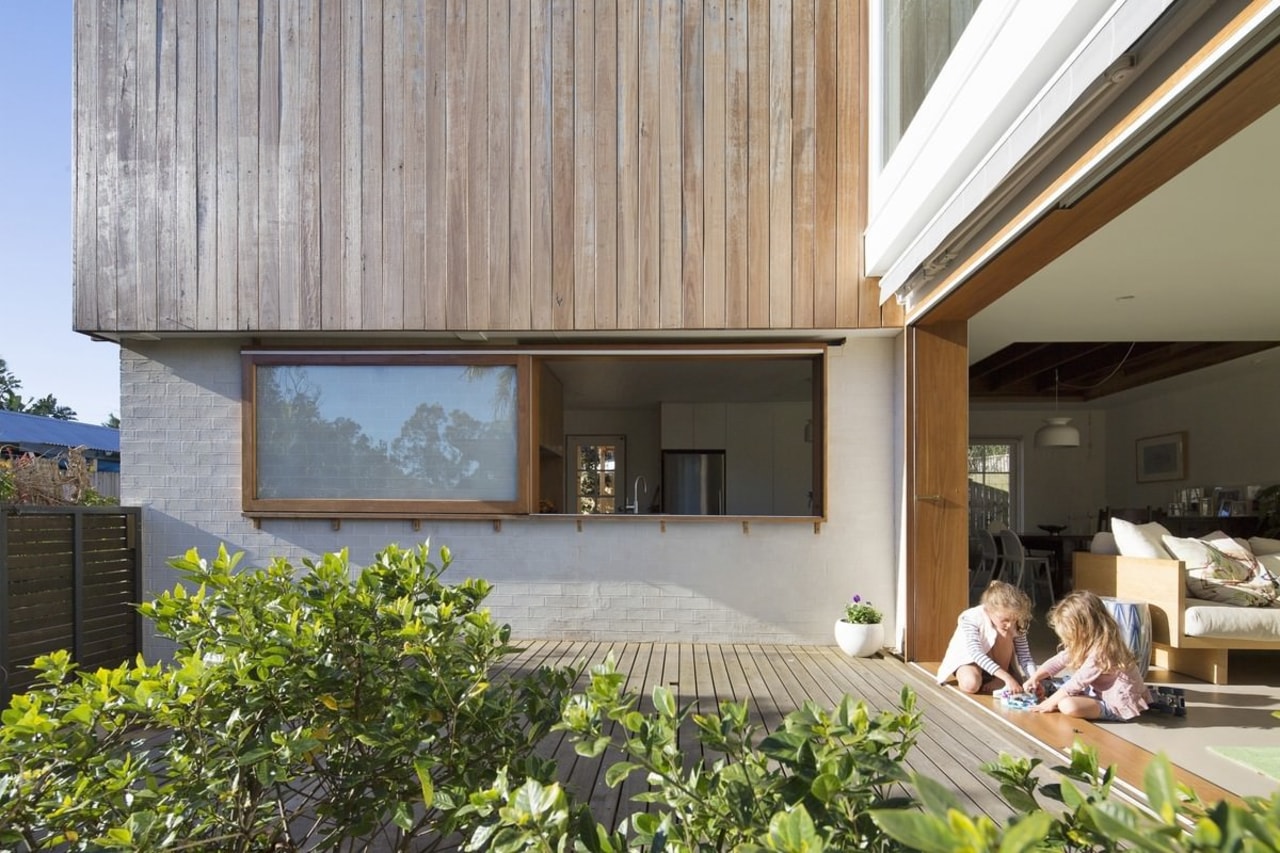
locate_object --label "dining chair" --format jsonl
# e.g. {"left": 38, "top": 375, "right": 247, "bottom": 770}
{"left": 1099, "top": 506, "right": 1153, "bottom": 531}
{"left": 998, "top": 528, "right": 1055, "bottom": 606}
{"left": 971, "top": 529, "right": 1000, "bottom": 599}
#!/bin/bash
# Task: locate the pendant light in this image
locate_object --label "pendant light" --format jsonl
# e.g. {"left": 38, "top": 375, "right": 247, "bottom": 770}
{"left": 1034, "top": 369, "right": 1080, "bottom": 448}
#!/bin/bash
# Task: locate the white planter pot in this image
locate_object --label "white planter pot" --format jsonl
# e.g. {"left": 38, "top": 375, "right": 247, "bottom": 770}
{"left": 833, "top": 619, "right": 884, "bottom": 657}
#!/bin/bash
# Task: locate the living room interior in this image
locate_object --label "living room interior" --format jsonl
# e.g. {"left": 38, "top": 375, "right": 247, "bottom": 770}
{"left": 968, "top": 100, "right": 1280, "bottom": 538}
{"left": 963, "top": 101, "right": 1280, "bottom": 798}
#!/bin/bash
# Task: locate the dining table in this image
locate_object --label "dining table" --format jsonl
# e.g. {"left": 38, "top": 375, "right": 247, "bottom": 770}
{"left": 1016, "top": 531, "right": 1096, "bottom": 596}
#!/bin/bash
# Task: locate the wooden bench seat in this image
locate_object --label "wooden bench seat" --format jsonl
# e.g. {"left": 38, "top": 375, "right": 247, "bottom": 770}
{"left": 1074, "top": 552, "right": 1280, "bottom": 684}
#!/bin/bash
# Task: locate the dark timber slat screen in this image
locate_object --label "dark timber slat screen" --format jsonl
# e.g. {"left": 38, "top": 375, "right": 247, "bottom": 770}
{"left": 1, "top": 507, "right": 141, "bottom": 703}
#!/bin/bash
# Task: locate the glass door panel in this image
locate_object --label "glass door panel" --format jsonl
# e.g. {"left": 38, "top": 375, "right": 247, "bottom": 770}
{"left": 569, "top": 435, "right": 625, "bottom": 515}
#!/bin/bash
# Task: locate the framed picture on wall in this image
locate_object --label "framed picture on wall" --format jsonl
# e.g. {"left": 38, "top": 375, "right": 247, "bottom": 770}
{"left": 1136, "top": 432, "right": 1188, "bottom": 483}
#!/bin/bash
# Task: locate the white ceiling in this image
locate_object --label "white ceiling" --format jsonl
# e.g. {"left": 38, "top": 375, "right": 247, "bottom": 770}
{"left": 968, "top": 103, "right": 1280, "bottom": 365}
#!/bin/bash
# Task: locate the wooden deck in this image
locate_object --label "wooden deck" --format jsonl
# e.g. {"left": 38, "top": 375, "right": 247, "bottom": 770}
{"left": 495, "top": 642, "right": 1241, "bottom": 835}
{"left": 498, "top": 641, "right": 1073, "bottom": 831}
{"left": 917, "top": 663, "right": 1239, "bottom": 807}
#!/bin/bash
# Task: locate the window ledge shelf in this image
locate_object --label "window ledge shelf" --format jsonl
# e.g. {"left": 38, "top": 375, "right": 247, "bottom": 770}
{"left": 244, "top": 511, "right": 826, "bottom": 534}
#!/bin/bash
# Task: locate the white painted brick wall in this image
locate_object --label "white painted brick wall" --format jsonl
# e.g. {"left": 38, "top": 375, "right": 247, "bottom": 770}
{"left": 121, "top": 339, "right": 902, "bottom": 659}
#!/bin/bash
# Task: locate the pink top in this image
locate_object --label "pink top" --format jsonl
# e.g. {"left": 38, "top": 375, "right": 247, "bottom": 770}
{"left": 1039, "top": 649, "right": 1151, "bottom": 720}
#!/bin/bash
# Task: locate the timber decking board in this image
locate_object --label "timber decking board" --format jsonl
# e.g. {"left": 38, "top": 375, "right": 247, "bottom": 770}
{"left": 727, "top": 643, "right": 785, "bottom": 734}
{"left": 559, "top": 641, "right": 613, "bottom": 806}
{"left": 915, "top": 661, "right": 1238, "bottom": 807}
{"left": 585, "top": 641, "right": 644, "bottom": 828}
{"left": 498, "top": 643, "right": 1243, "bottom": 828}
{"left": 499, "top": 642, "right": 1080, "bottom": 829}
{"left": 871, "top": 654, "right": 1036, "bottom": 817}
{"left": 536, "top": 640, "right": 600, "bottom": 789}
{"left": 772, "top": 646, "right": 957, "bottom": 799}
{"left": 676, "top": 642, "right": 700, "bottom": 774}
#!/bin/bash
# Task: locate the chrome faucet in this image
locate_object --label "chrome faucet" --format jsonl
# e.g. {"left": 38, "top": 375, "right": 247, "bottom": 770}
{"left": 626, "top": 475, "right": 648, "bottom": 513}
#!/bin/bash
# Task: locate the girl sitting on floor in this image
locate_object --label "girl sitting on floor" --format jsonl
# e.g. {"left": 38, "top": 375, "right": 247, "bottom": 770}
{"left": 1023, "top": 590, "right": 1151, "bottom": 721}
{"left": 937, "top": 580, "right": 1036, "bottom": 695}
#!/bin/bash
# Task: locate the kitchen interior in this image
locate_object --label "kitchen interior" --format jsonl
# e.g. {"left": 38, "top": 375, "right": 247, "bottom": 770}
{"left": 535, "top": 355, "right": 820, "bottom": 517}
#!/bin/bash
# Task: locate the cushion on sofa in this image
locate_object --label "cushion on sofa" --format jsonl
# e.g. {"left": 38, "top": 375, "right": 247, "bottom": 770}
{"left": 1258, "top": 554, "right": 1280, "bottom": 584}
{"left": 1162, "top": 532, "right": 1280, "bottom": 607}
{"left": 1161, "top": 533, "right": 1252, "bottom": 580}
{"left": 1111, "top": 518, "right": 1172, "bottom": 559}
{"left": 1200, "top": 530, "right": 1256, "bottom": 561}
{"left": 1089, "top": 531, "right": 1119, "bottom": 554}
{"left": 1184, "top": 601, "right": 1280, "bottom": 639}
{"left": 1249, "top": 536, "right": 1280, "bottom": 556}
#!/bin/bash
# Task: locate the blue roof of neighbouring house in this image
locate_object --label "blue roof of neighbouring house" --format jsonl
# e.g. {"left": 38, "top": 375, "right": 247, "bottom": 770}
{"left": 0, "top": 410, "right": 120, "bottom": 454}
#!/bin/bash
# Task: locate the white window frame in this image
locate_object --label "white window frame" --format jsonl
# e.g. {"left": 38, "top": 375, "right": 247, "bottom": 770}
{"left": 868, "top": 0, "right": 1142, "bottom": 293}
{"left": 968, "top": 438, "right": 1022, "bottom": 533}
{"left": 567, "top": 434, "right": 626, "bottom": 515}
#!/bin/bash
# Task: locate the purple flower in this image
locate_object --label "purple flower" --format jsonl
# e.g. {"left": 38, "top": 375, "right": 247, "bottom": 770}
{"left": 842, "top": 593, "right": 882, "bottom": 624}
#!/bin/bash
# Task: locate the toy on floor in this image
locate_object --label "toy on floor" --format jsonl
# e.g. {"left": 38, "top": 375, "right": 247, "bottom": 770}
{"left": 1147, "top": 685, "right": 1187, "bottom": 717}
{"left": 994, "top": 688, "right": 1038, "bottom": 710}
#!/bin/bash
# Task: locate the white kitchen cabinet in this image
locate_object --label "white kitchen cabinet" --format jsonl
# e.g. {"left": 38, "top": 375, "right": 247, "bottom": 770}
{"left": 693, "top": 403, "right": 727, "bottom": 448}
{"left": 725, "top": 403, "right": 772, "bottom": 515}
{"left": 661, "top": 402, "right": 726, "bottom": 449}
{"left": 661, "top": 403, "right": 694, "bottom": 447}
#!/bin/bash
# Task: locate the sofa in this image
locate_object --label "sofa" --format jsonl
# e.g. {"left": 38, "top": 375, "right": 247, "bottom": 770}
{"left": 1072, "top": 521, "right": 1280, "bottom": 684}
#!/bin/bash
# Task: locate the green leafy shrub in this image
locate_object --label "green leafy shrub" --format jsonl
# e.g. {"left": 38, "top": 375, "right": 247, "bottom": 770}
{"left": 0, "top": 460, "right": 13, "bottom": 501}
{"left": 463, "top": 655, "right": 924, "bottom": 851}
{"left": 872, "top": 744, "right": 1280, "bottom": 852}
{"left": 0, "top": 542, "right": 577, "bottom": 851}
{"left": 6, "top": 542, "right": 1280, "bottom": 852}
{"left": 465, "top": 657, "right": 1280, "bottom": 852}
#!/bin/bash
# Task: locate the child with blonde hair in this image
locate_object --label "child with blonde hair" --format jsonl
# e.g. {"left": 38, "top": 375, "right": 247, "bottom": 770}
{"left": 937, "top": 580, "right": 1036, "bottom": 695}
{"left": 1023, "top": 590, "right": 1151, "bottom": 720}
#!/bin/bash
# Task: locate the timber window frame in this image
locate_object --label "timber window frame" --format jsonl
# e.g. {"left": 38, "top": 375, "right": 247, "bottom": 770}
{"left": 242, "top": 345, "right": 826, "bottom": 520}
{"left": 242, "top": 351, "right": 532, "bottom": 517}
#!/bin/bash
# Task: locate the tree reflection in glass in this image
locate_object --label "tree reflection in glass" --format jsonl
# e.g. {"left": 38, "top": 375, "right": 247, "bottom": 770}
{"left": 574, "top": 442, "right": 617, "bottom": 514}
{"left": 254, "top": 364, "right": 518, "bottom": 501}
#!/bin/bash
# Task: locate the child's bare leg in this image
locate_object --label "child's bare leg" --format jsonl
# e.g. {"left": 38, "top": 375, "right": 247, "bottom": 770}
{"left": 1057, "top": 696, "right": 1102, "bottom": 719}
{"left": 989, "top": 634, "right": 1014, "bottom": 681}
{"left": 954, "top": 664, "right": 987, "bottom": 694}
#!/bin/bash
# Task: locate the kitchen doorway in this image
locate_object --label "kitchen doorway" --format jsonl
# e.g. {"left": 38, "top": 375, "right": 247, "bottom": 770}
{"left": 567, "top": 435, "right": 626, "bottom": 515}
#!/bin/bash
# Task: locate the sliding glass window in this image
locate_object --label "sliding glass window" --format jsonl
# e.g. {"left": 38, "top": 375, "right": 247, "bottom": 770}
{"left": 243, "top": 353, "right": 530, "bottom": 515}
{"left": 879, "top": 0, "right": 983, "bottom": 167}
{"left": 242, "top": 346, "right": 825, "bottom": 519}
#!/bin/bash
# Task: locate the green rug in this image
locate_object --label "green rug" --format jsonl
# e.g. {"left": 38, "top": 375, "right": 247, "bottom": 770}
{"left": 1208, "top": 746, "right": 1280, "bottom": 782}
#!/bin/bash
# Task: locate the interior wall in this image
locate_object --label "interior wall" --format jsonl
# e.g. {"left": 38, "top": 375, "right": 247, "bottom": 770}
{"left": 563, "top": 406, "right": 662, "bottom": 513}
{"left": 565, "top": 401, "right": 814, "bottom": 516}
{"left": 1103, "top": 355, "right": 1280, "bottom": 510}
{"left": 969, "top": 354, "right": 1280, "bottom": 530}
{"left": 969, "top": 406, "right": 1107, "bottom": 534}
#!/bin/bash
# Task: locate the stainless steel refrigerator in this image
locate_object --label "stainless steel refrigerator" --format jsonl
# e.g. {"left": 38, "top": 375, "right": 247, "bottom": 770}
{"left": 661, "top": 450, "right": 726, "bottom": 515}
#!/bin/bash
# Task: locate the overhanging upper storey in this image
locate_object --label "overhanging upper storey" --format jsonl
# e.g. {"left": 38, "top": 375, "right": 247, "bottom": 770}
{"left": 73, "top": 1, "right": 901, "bottom": 339}
{"left": 867, "top": 0, "right": 1209, "bottom": 307}
{"left": 882, "top": 0, "right": 1280, "bottom": 319}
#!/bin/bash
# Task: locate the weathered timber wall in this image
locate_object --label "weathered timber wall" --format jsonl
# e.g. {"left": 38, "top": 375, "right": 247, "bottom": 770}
{"left": 74, "top": 0, "right": 894, "bottom": 335}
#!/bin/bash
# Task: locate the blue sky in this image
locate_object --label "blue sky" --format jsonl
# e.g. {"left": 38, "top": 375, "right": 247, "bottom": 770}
{"left": 0, "top": 5, "right": 121, "bottom": 425}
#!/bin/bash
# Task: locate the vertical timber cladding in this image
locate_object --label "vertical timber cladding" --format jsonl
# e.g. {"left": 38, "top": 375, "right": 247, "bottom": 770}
{"left": 73, "top": 0, "right": 895, "bottom": 336}
{"left": 905, "top": 322, "right": 969, "bottom": 663}
{"left": 1, "top": 509, "right": 140, "bottom": 701}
